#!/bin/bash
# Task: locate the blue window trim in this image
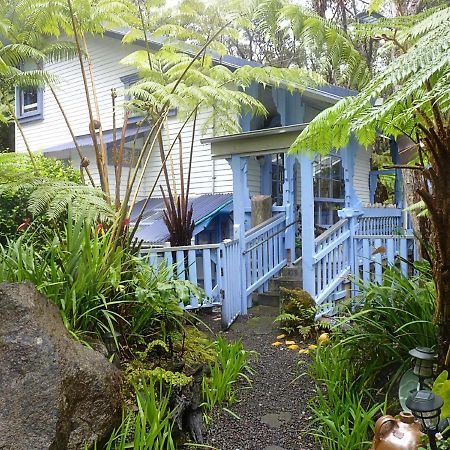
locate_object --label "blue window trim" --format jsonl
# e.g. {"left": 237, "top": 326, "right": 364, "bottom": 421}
{"left": 16, "top": 86, "right": 44, "bottom": 123}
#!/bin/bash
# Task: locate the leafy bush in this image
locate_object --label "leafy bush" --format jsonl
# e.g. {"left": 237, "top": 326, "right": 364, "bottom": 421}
{"left": 306, "top": 265, "right": 437, "bottom": 449}
{"left": 0, "top": 153, "right": 81, "bottom": 244}
{"left": 0, "top": 214, "right": 203, "bottom": 346}
{"left": 275, "top": 287, "right": 318, "bottom": 337}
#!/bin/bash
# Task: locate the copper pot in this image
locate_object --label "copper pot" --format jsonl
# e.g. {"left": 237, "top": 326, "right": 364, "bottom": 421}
{"left": 372, "top": 412, "right": 424, "bottom": 450}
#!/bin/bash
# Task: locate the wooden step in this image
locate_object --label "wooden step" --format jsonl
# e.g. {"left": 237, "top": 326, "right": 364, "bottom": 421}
{"left": 280, "top": 265, "right": 302, "bottom": 279}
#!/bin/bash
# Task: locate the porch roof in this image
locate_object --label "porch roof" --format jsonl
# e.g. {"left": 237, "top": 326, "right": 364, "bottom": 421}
{"left": 201, "top": 123, "right": 308, "bottom": 159}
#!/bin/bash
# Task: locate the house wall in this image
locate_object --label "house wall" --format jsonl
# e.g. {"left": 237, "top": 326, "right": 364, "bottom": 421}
{"left": 15, "top": 34, "right": 233, "bottom": 196}
{"left": 353, "top": 145, "right": 372, "bottom": 204}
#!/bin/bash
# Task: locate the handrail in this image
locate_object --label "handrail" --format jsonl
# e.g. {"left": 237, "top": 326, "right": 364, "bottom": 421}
{"left": 243, "top": 219, "right": 297, "bottom": 255}
{"left": 244, "top": 213, "right": 285, "bottom": 238}
{"left": 314, "top": 218, "right": 349, "bottom": 245}
{"left": 141, "top": 243, "right": 221, "bottom": 252}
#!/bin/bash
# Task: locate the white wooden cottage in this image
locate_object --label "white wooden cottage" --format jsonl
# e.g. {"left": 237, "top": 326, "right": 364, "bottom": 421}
{"left": 14, "top": 31, "right": 416, "bottom": 327}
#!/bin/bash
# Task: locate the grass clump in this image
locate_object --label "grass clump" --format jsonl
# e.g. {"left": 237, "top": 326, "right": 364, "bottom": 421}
{"left": 306, "top": 265, "right": 437, "bottom": 449}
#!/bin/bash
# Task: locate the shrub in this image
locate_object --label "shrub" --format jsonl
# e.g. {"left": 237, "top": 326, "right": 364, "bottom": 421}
{"left": 306, "top": 265, "right": 437, "bottom": 449}
{"left": 275, "top": 287, "right": 318, "bottom": 337}
{"left": 0, "top": 153, "right": 80, "bottom": 244}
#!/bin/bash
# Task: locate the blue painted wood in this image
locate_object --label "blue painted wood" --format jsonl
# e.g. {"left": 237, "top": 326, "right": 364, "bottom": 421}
{"left": 187, "top": 249, "right": 199, "bottom": 308}
{"left": 230, "top": 155, "right": 251, "bottom": 231}
{"left": 202, "top": 248, "right": 213, "bottom": 298}
{"left": 390, "top": 138, "right": 403, "bottom": 208}
{"left": 386, "top": 239, "right": 395, "bottom": 266}
{"left": 300, "top": 152, "right": 315, "bottom": 297}
{"left": 176, "top": 250, "right": 186, "bottom": 280}
{"left": 362, "top": 239, "right": 370, "bottom": 283}
{"left": 374, "top": 238, "right": 383, "bottom": 283}
{"left": 283, "top": 155, "right": 296, "bottom": 262}
{"left": 341, "top": 138, "right": 360, "bottom": 210}
{"left": 239, "top": 83, "right": 258, "bottom": 132}
{"left": 260, "top": 155, "right": 272, "bottom": 196}
{"left": 400, "top": 238, "right": 408, "bottom": 276}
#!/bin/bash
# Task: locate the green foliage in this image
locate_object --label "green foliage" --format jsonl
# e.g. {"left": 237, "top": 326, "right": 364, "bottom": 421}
{"left": 339, "top": 266, "right": 437, "bottom": 387}
{"left": 305, "top": 267, "right": 437, "bottom": 449}
{"left": 307, "top": 344, "right": 386, "bottom": 449}
{"left": 289, "top": 6, "right": 450, "bottom": 155}
{"left": 0, "top": 215, "right": 128, "bottom": 338}
{"left": 433, "top": 371, "right": 450, "bottom": 419}
{"left": 275, "top": 287, "right": 318, "bottom": 337}
{"left": 0, "top": 153, "right": 83, "bottom": 244}
{"left": 91, "top": 376, "right": 176, "bottom": 450}
{"left": 202, "top": 337, "right": 253, "bottom": 414}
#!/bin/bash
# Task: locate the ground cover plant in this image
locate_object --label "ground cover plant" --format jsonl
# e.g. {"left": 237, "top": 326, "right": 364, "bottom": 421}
{"left": 305, "top": 266, "right": 437, "bottom": 449}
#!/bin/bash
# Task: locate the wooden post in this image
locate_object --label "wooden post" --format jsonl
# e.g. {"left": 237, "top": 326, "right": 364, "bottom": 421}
{"left": 299, "top": 152, "right": 315, "bottom": 298}
{"left": 283, "top": 155, "right": 296, "bottom": 265}
{"left": 229, "top": 154, "right": 251, "bottom": 231}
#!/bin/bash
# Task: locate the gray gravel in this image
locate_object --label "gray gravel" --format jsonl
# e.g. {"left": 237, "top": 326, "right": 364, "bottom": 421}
{"left": 201, "top": 306, "right": 319, "bottom": 450}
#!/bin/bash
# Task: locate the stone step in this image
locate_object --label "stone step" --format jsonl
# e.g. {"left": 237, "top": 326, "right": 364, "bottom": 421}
{"left": 280, "top": 265, "right": 302, "bottom": 279}
{"left": 268, "top": 277, "right": 302, "bottom": 292}
{"left": 252, "top": 291, "right": 280, "bottom": 307}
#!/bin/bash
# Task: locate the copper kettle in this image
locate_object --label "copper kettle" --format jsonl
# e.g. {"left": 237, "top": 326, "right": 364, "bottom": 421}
{"left": 372, "top": 412, "right": 424, "bottom": 450}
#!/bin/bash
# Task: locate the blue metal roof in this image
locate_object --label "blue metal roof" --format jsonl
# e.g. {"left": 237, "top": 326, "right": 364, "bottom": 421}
{"left": 132, "top": 193, "right": 233, "bottom": 244}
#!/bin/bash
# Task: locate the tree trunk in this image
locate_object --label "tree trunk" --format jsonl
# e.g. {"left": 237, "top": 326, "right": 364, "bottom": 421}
{"left": 402, "top": 168, "right": 432, "bottom": 261}
{"left": 418, "top": 144, "right": 450, "bottom": 370}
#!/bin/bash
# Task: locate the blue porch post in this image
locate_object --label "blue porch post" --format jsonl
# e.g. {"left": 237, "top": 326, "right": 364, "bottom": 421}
{"left": 229, "top": 154, "right": 251, "bottom": 313}
{"left": 260, "top": 155, "right": 272, "bottom": 196}
{"left": 340, "top": 139, "right": 362, "bottom": 291}
{"left": 389, "top": 138, "right": 403, "bottom": 208}
{"left": 299, "top": 152, "right": 315, "bottom": 298}
{"left": 283, "top": 155, "right": 296, "bottom": 264}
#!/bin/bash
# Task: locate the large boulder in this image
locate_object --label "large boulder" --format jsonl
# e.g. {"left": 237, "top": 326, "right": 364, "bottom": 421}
{"left": 0, "top": 282, "right": 122, "bottom": 450}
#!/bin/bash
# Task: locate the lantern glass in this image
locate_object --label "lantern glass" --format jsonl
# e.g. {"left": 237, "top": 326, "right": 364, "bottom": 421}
{"left": 409, "top": 347, "right": 437, "bottom": 379}
{"left": 406, "top": 390, "right": 443, "bottom": 433}
{"left": 413, "top": 358, "right": 434, "bottom": 378}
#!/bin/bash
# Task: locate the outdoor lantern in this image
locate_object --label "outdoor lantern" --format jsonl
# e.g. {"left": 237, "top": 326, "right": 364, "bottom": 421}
{"left": 409, "top": 346, "right": 437, "bottom": 386}
{"left": 406, "top": 390, "right": 444, "bottom": 450}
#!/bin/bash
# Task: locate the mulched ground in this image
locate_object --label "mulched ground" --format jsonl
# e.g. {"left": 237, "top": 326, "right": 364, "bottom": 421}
{"left": 197, "top": 305, "right": 319, "bottom": 450}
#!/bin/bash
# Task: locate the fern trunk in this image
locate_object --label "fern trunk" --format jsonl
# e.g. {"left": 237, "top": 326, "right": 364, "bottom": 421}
{"left": 418, "top": 138, "right": 450, "bottom": 370}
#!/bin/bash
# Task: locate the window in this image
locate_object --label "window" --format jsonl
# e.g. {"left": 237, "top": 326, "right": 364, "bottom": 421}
{"left": 16, "top": 60, "right": 43, "bottom": 122}
{"left": 313, "top": 154, "right": 344, "bottom": 227}
{"left": 271, "top": 153, "right": 284, "bottom": 206}
{"left": 107, "top": 141, "right": 142, "bottom": 168}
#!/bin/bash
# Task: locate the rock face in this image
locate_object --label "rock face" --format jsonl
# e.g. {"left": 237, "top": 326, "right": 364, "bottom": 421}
{"left": 0, "top": 282, "right": 122, "bottom": 450}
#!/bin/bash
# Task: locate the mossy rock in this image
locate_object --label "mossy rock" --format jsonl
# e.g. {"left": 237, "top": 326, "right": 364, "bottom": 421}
{"left": 280, "top": 287, "right": 315, "bottom": 315}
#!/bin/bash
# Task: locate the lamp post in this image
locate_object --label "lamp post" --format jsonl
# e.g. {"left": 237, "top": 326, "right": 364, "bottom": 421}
{"left": 406, "top": 390, "right": 443, "bottom": 450}
{"left": 409, "top": 347, "right": 437, "bottom": 389}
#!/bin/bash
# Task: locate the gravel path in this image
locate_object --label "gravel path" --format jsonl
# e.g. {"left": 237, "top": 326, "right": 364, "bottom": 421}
{"left": 202, "top": 305, "right": 319, "bottom": 450}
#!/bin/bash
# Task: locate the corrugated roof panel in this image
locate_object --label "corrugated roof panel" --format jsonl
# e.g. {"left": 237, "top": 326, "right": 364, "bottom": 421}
{"left": 131, "top": 193, "right": 233, "bottom": 244}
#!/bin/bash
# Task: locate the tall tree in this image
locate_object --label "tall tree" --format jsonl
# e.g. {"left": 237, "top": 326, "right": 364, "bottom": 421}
{"left": 290, "top": 5, "right": 450, "bottom": 369}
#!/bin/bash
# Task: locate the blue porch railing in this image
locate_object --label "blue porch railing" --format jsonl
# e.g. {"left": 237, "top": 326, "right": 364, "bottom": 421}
{"left": 244, "top": 213, "right": 288, "bottom": 298}
{"left": 141, "top": 212, "right": 290, "bottom": 328}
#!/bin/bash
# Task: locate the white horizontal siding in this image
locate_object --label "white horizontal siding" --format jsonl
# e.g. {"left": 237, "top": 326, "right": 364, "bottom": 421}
{"left": 354, "top": 145, "right": 372, "bottom": 204}
{"left": 16, "top": 34, "right": 233, "bottom": 197}
{"left": 247, "top": 156, "right": 261, "bottom": 197}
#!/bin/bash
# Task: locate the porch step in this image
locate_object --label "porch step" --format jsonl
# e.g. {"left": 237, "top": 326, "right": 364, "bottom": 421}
{"left": 252, "top": 292, "right": 280, "bottom": 308}
{"left": 268, "top": 277, "right": 302, "bottom": 292}
{"left": 280, "top": 265, "right": 302, "bottom": 279}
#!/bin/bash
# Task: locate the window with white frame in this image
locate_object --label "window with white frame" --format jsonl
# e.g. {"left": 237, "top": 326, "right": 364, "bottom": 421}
{"left": 16, "top": 60, "right": 43, "bottom": 122}
{"left": 313, "top": 153, "right": 344, "bottom": 227}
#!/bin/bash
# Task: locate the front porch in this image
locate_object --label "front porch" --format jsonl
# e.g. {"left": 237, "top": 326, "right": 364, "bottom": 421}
{"left": 142, "top": 125, "right": 417, "bottom": 328}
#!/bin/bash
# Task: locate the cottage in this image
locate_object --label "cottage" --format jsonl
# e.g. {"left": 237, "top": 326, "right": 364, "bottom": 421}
{"left": 14, "top": 30, "right": 414, "bottom": 326}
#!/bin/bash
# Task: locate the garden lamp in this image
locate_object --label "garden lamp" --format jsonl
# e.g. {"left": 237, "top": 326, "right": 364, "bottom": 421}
{"left": 409, "top": 347, "right": 437, "bottom": 388}
{"left": 406, "top": 390, "right": 443, "bottom": 450}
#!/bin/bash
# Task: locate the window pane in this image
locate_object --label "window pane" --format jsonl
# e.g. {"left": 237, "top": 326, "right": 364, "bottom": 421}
{"left": 22, "top": 89, "right": 38, "bottom": 112}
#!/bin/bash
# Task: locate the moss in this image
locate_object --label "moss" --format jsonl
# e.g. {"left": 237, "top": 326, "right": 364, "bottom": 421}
{"left": 275, "top": 287, "right": 318, "bottom": 337}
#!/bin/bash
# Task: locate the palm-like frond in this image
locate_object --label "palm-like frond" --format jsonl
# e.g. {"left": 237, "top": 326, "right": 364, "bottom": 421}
{"left": 289, "top": 6, "right": 450, "bottom": 155}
